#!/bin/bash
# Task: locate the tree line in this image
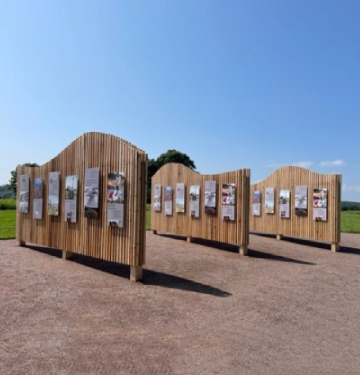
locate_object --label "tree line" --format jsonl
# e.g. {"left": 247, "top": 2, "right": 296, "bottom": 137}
{"left": 2, "top": 151, "right": 196, "bottom": 203}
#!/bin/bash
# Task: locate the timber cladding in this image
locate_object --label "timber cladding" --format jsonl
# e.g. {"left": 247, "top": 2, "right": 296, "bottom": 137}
{"left": 250, "top": 166, "right": 342, "bottom": 248}
{"left": 151, "top": 163, "right": 251, "bottom": 253}
{"left": 16, "top": 132, "right": 147, "bottom": 268}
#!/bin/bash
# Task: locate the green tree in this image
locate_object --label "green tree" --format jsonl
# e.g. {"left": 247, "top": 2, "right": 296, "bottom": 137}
{"left": 147, "top": 150, "right": 196, "bottom": 203}
{"left": 9, "top": 163, "right": 39, "bottom": 195}
{"left": 155, "top": 150, "right": 196, "bottom": 171}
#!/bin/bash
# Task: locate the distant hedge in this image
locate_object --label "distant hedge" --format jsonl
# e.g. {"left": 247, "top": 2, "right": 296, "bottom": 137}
{"left": 0, "top": 198, "right": 16, "bottom": 210}
{"left": 341, "top": 201, "right": 360, "bottom": 211}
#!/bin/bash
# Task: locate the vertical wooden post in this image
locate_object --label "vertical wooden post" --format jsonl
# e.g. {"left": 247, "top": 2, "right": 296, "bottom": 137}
{"left": 276, "top": 234, "right": 283, "bottom": 241}
{"left": 187, "top": 236, "right": 193, "bottom": 243}
{"left": 152, "top": 230, "right": 157, "bottom": 235}
{"left": 62, "top": 250, "right": 73, "bottom": 260}
{"left": 239, "top": 245, "right": 248, "bottom": 256}
{"left": 331, "top": 243, "right": 339, "bottom": 253}
{"left": 19, "top": 240, "right": 26, "bottom": 247}
{"left": 130, "top": 265, "right": 143, "bottom": 281}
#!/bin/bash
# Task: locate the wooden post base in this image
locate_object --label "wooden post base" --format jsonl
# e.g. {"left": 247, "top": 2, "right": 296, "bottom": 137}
{"left": 187, "top": 236, "right": 193, "bottom": 243}
{"left": 19, "top": 240, "right": 26, "bottom": 247}
{"left": 276, "top": 234, "right": 283, "bottom": 241}
{"left": 130, "top": 266, "right": 143, "bottom": 282}
{"left": 239, "top": 245, "right": 248, "bottom": 256}
{"left": 331, "top": 243, "right": 339, "bottom": 253}
{"left": 62, "top": 250, "right": 73, "bottom": 260}
{"left": 152, "top": 230, "right": 157, "bottom": 235}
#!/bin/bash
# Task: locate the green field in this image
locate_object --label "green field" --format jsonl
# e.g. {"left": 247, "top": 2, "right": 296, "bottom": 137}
{"left": 341, "top": 211, "right": 360, "bottom": 234}
{"left": 1, "top": 206, "right": 359, "bottom": 241}
{"left": 0, "top": 210, "right": 16, "bottom": 239}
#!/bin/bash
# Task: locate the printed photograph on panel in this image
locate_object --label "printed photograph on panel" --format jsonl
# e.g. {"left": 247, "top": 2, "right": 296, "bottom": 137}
{"left": 34, "top": 178, "right": 43, "bottom": 200}
{"left": 176, "top": 183, "right": 185, "bottom": 213}
{"left": 295, "top": 186, "right": 308, "bottom": 217}
{"left": 19, "top": 174, "right": 29, "bottom": 213}
{"left": 222, "top": 183, "right": 236, "bottom": 205}
{"left": 48, "top": 172, "right": 60, "bottom": 216}
{"left": 279, "top": 189, "right": 290, "bottom": 218}
{"left": 189, "top": 185, "right": 200, "bottom": 218}
{"left": 107, "top": 172, "right": 125, "bottom": 228}
{"left": 107, "top": 172, "right": 125, "bottom": 204}
{"left": 165, "top": 186, "right": 173, "bottom": 216}
{"left": 313, "top": 188, "right": 328, "bottom": 221}
{"left": 265, "top": 187, "right": 275, "bottom": 214}
{"left": 204, "top": 181, "right": 216, "bottom": 215}
{"left": 33, "top": 178, "right": 43, "bottom": 219}
{"left": 153, "top": 184, "right": 162, "bottom": 212}
{"left": 84, "top": 168, "right": 99, "bottom": 219}
{"left": 253, "top": 190, "right": 261, "bottom": 216}
{"left": 65, "top": 175, "right": 78, "bottom": 223}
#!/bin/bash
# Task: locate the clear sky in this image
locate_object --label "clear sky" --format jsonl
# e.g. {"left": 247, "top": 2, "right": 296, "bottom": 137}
{"left": 0, "top": 1, "right": 359, "bottom": 200}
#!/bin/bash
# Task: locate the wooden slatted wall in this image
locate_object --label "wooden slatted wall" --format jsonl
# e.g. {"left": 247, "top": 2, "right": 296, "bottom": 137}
{"left": 151, "top": 163, "right": 251, "bottom": 253}
{"left": 249, "top": 166, "right": 342, "bottom": 249}
{"left": 16, "top": 132, "right": 147, "bottom": 267}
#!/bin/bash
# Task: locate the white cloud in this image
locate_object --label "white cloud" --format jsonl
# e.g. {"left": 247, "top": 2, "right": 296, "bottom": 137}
{"left": 320, "top": 159, "right": 346, "bottom": 167}
{"left": 291, "top": 161, "right": 314, "bottom": 168}
{"left": 342, "top": 184, "right": 360, "bottom": 192}
{"left": 267, "top": 161, "right": 314, "bottom": 169}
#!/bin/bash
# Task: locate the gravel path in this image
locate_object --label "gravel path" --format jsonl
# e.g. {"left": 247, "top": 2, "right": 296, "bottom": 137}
{"left": 1, "top": 232, "right": 360, "bottom": 375}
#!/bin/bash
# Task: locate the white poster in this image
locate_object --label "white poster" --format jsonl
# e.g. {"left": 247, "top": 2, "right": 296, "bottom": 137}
{"left": 189, "top": 185, "right": 200, "bottom": 218}
{"left": 48, "top": 171, "right": 60, "bottom": 216}
{"left": 19, "top": 174, "right": 29, "bottom": 213}
{"left": 176, "top": 183, "right": 185, "bottom": 213}
{"left": 222, "top": 183, "right": 236, "bottom": 221}
{"left": 295, "top": 186, "right": 308, "bottom": 217}
{"left": 65, "top": 175, "right": 78, "bottom": 223}
{"left": 84, "top": 167, "right": 100, "bottom": 219}
{"left": 164, "top": 186, "right": 173, "bottom": 216}
{"left": 153, "top": 184, "right": 162, "bottom": 212}
{"left": 204, "top": 181, "right": 216, "bottom": 215}
{"left": 253, "top": 190, "right": 261, "bottom": 216}
{"left": 279, "top": 189, "right": 291, "bottom": 219}
{"left": 107, "top": 172, "right": 125, "bottom": 228}
{"left": 313, "top": 188, "right": 327, "bottom": 222}
{"left": 265, "top": 187, "right": 275, "bottom": 214}
{"left": 33, "top": 178, "right": 43, "bottom": 219}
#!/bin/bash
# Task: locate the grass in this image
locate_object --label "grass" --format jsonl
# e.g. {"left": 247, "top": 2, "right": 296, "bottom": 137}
{"left": 341, "top": 211, "right": 360, "bottom": 234}
{"left": 0, "top": 198, "right": 16, "bottom": 210}
{"left": 0, "top": 210, "right": 16, "bottom": 239}
{"left": 1, "top": 203, "right": 359, "bottom": 241}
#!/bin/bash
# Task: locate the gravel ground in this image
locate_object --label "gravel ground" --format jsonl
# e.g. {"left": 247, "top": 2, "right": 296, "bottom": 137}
{"left": 1, "top": 232, "right": 360, "bottom": 375}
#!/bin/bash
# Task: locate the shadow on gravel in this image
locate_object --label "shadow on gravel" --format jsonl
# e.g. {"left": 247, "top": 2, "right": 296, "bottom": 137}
{"left": 25, "top": 244, "right": 231, "bottom": 297}
{"left": 275, "top": 237, "right": 360, "bottom": 254}
{"left": 141, "top": 270, "right": 231, "bottom": 297}
{"left": 158, "top": 233, "right": 240, "bottom": 254}
{"left": 251, "top": 233, "right": 332, "bottom": 251}
{"left": 337, "top": 246, "right": 360, "bottom": 255}
{"left": 26, "top": 245, "right": 62, "bottom": 258}
{"left": 251, "top": 233, "right": 360, "bottom": 255}
{"left": 159, "top": 233, "right": 316, "bottom": 264}
{"left": 247, "top": 249, "right": 315, "bottom": 265}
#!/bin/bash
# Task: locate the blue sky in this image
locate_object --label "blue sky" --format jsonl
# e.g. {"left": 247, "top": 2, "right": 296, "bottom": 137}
{"left": 0, "top": 1, "right": 359, "bottom": 200}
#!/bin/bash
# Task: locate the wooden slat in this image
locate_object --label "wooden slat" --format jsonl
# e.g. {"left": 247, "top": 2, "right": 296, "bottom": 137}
{"left": 249, "top": 166, "right": 341, "bottom": 247}
{"left": 151, "top": 163, "right": 250, "bottom": 251}
{"left": 16, "top": 132, "right": 147, "bottom": 269}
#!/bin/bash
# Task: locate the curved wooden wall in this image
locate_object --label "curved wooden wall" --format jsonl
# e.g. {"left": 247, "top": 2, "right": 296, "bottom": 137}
{"left": 151, "top": 163, "right": 251, "bottom": 254}
{"left": 16, "top": 132, "right": 147, "bottom": 276}
{"left": 250, "top": 166, "right": 341, "bottom": 249}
